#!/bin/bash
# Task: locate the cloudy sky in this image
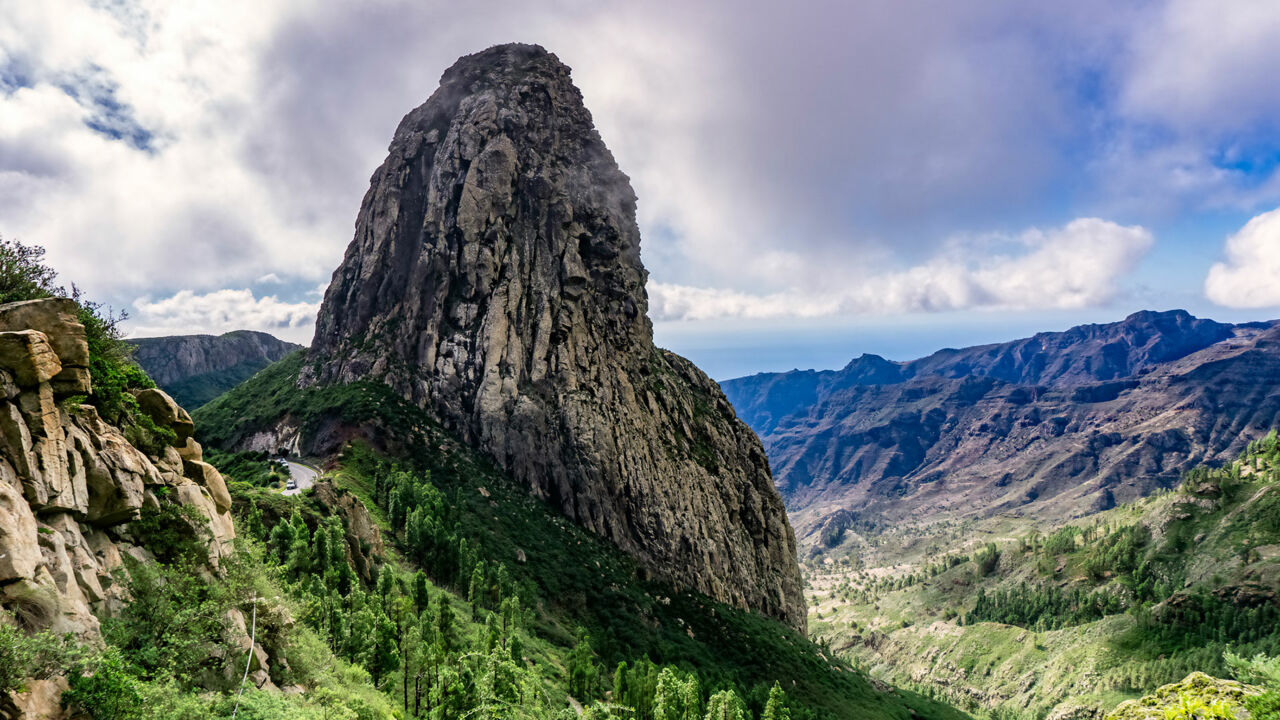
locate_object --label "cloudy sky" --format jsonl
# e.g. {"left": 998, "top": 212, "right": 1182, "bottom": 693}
{"left": 4, "top": 0, "right": 1280, "bottom": 378}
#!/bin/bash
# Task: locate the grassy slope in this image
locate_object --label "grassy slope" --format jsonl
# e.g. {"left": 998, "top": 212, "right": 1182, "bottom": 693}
{"left": 805, "top": 438, "right": 1280, "bottom": 719}
{"left": 195, "top": 354, "right": 969, "bottom": 720}
{"left": 162, "top": 357, "right": 279, "bottom": 409}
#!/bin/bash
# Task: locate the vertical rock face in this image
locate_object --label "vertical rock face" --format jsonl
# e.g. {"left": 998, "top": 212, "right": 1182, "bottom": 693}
{"left": 304, "top": 43, "right": 805, "bottom": 630}
{"left": 128, "top": 331, "right": 303, "bottom": 409}
{"left": 0, "top": 298, "right": 234, "bottom": 638}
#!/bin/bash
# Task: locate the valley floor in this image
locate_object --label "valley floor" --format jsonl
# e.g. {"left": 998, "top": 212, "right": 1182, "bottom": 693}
{"left": 800, "top": 434, "right": 1280, "bottom": 719}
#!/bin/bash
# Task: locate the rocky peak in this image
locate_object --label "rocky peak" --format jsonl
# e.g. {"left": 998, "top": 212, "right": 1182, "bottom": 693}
{"left": 302, "top": 43, "right": 805, "bottom": 630}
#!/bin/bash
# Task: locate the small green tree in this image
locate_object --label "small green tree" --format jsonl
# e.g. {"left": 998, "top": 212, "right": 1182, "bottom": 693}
{"left": 63, "top": 648, "right": 144, "bottom": 720}
{"left": 413, "top": 570, "right": 431, "bottom": 614}
{"left": 703, "top": 689, "right": 747, "bottom": 720}
{"left": 1227, "top": 651, "right": 1280, "bottom": 720}
{"left": 569, "top": 629, "right": 597, "bottom": 700}
{"left": 0, "top": 237, "right": 60, "bottom": 303}
{"left": 762, "top": 681, "right": 790, "bottom": 720}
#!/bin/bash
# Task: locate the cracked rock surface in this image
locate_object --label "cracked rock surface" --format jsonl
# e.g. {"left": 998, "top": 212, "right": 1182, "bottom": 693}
{"left": 303, "top": 43, "right": 805, "bottom": 630}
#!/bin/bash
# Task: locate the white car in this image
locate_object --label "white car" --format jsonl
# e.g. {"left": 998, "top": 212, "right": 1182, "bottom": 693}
{"left": 285, "top": 479, "right": 298, "bottom": 491}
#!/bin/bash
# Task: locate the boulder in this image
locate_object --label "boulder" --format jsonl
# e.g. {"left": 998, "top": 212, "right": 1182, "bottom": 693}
{"left": 134, "top": 388, "right": 194, "bottom": 441}
{"left": 177, "top": 436, "right": 203, "bottom": 463}
{"left": 0, "top": 331, "right": 60, "bottom": 388}
{"left": 173, "top": 484, "right": 234, "bottom": 558}
{"left": 0, "top": 298, "right": 91, "bottom": 395}
{"left": 28, "top": 435, "right": 85, "bottom": 516}
{"left": 183, "top": 459, "right": 232, "bottom": 514}
{"left": 0, "top": 676, "right": 71, "bottom": 720}
{"left": 71, "top": 418, "right": 145, "bottom": 526}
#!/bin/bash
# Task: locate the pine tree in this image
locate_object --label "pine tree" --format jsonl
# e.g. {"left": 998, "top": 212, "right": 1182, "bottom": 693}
{"left": 613, "top": 661, "right": 628, "bottom": 707}
{"left": 469, "top": 562, "right": 488, "bottom": 616}
{"left": 703, "top": 689, "right": 747, "bottom": 720}
{"left": 413, "top": 570, "right": 431, "bottom": 614}
{"left": 762, "top": 682, "right": 790, "bottom": 720}
{"left": 268, "top": 517, "right": 295, "bottom": 563}
{"left": 326, "top": 519, "right": 346, "bottom": 570}
{"left": 569, "top": 629, "right": 596, "bottom": 700}
{"left": 313, "top": 524, "right": 331, "bottom": 575}
{"left": 654, "top": 667, "right": 683, "bottom": 720}
{"left": 437, "top": 596, "right": 458, "bottom": 654}
{"left": 378, "top": 565, "right": 395, "bottom": 616}
{"left": 243, "top": 499, "right": 264, "bottom": 539}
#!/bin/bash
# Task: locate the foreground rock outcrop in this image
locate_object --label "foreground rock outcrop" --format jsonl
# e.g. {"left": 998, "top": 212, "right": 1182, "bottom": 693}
{"left": 0, "top": 298, "right": 235, "bottom": 639}
{"left": 1105, "top": 672, "right": 1257, "bottom": 720}
{"left": 301, "top": 43, "right": 805, "bottom": 629}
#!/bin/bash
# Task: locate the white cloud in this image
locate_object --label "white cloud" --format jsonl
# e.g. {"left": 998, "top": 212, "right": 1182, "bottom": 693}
{"left": 2, "top": 0, "right": 1270, "bottom": 341}
{"left": 131, "top": 288, "right": 319, "bottom": 344}
{"left": 1122, "top": 0, "right": 1280, "bottom": 134}
{"left": 0, "top": 0, "right": 339, "bottom": 307}
{"left": 650, "top": 218, "right": 1153, "bottom": 321}
{"left": 1204, "top": 208, "right": 1280, "bottom": 309}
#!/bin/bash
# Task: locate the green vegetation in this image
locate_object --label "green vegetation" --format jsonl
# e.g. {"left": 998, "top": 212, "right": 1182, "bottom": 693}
{"left": 195, "top": 355, "right": 968, "bottom": 720}
{"left": 0, "top": 236, "right": 60, "bottom": 305}
{"left": 217, "top": 446, "right": 811, "bottom": 719}
{"left": 194, "top": 351, "right": 426, "bottom": 452}
{"left": 1104, "top": 668, "right": 1254, "bottom": 720}
{"left": 0, "top": 534, "right": 393, "bottom": 719}
{"left": 0, "top": 237, "right": 170, "bottom": 450}
{"left": 162, "top": 355, "right": 286, "bottom": 410}
{"left": 1227, "top": 651, "right": 1280, "bottom": 720}
{"left": 805, "top": 431, "right": 1280, "bottom": 719}
{"left": 967, "top": 583, "right": 1125, "bottom": 630}
{"left": 203, "top": 448, "right": 289, "bottom": 488}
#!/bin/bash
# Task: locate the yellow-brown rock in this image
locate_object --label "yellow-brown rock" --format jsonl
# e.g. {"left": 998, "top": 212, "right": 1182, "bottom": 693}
{"left": 0, "top": 298, "right": 233, "bottom": 642}
{"left": 0, "top": 331, "right": 60, "bottom": 388}
{"left": 0, "top": 298, "right": 90, "bottom": 395}
{"left": 134, "top": 387, "right": 195, "bottom": 442}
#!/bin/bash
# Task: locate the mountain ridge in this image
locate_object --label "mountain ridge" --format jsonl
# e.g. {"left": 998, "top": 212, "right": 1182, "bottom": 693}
{"left": 128, "top": 330, "right": 302, "bottom": 408}
{"left": 722, "top": 310, "right": 1280, "bottom": 538}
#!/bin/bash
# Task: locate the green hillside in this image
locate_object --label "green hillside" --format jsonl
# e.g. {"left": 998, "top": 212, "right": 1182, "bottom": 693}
{"left": 192, "top": 354, "right": 970, "bottom": 720}
{"left": 805, "top": 433, "right": 1280, "bottom": 719}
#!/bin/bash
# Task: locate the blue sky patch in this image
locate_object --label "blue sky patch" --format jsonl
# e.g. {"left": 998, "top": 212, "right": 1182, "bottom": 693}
{"left": 57, "top": 65, "right": 156, "bottom": 153}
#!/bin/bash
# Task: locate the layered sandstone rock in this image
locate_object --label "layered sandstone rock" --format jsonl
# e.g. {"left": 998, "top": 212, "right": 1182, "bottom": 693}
{"left": 0, "top": 298, "right": 235, "bottom": 640}
{"left": 302, "top": 43, "right": 805, "bottom": 629}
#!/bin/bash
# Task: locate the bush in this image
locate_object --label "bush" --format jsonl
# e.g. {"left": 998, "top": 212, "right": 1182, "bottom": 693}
{"left": 127, "top": 494, "right": 210, "bottom": 564}
{"left": 0, "top": 238, "right": 61, "bottom": 304}
{"left": 0, "top": 621, "right": 71, "bottom": 694}
{"left": 0, "top": 238, "right": 168, "bottom": 447}
{"left": 1227, "top": 651, "right": 1280, "bottom": 720}
{"left": 64, "top": 648, "right": 146, "bottom": 720}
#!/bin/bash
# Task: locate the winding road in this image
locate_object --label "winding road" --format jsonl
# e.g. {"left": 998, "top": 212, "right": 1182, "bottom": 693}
{"left": 281, "top": 459, "right": 319, "bottom": 496}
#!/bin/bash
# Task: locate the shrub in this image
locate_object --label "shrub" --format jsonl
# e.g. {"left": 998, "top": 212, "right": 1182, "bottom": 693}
{"left": 0, "top": 621, "right": 71, "bottom": 694}
{"left": 64, "top": 648, "right": 145, "bottom": 720}
{"left": 0, "top": 238, "right": 168, "bottom": 447}
{"left": 127, "top": 495, "right": 210, "bottom": 564}
{"left": 1226, "top": 651, "right": 1280, "bottom": 720}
